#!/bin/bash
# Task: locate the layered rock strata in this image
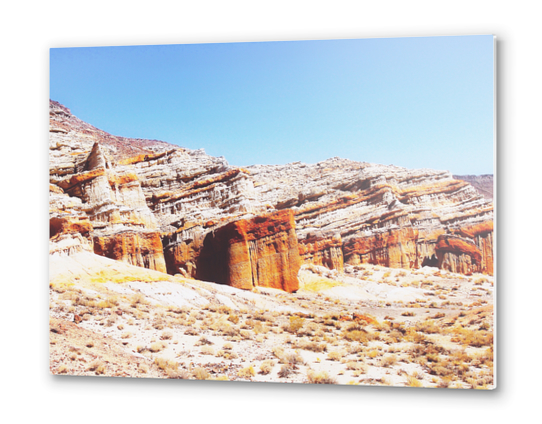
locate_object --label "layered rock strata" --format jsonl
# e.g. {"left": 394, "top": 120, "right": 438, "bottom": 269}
{"left": 49, "top": 100, "right": 495, "bottom": 294}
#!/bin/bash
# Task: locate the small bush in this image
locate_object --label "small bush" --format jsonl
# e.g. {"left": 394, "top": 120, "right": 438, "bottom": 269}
{"left": 160, "top": 331, "right": 173, "bottom": 340}
{"left": 87, "top": 360, "right": 106, "bottom": 375}
{"left": 259, "top": 360, "right": 275, "bottom": 375}
{"left": 227, "top": 314, "right": 240, "bottom": 324}
{"left": 278, "top": 364, "right": 295, "bottom": 378}
{"left": 196, "top": 336, "right": 213, "bottom": 346}
{"left": 154, "top": 357, "right": 179, "bottom": 372}
{"left": 381, "top": 355, "right": 398, "bottom": 367}
{"left": 287, "top": 316, "right": 305, "bottom": 334}
{"left": 345, "top": 361, "right": 366, "bottom": 372}
{"left": 192, "top": 367, "right": 210, "bottom": 380}
{"left": 149, "top": 342, "right": 167, "bottom": 353}
{"left": 295, "top": 339, "right": 327, "bottom": 352}
{"left": 272, "top": 346, "right": 285, "bottom": 359}
{"left": 327, "top": 350, "right": 343, "bottom": 361}
{"left": 237, "top": 366, "right": 256, "bottom": 379}
{"left": 201, "top": 346, "right": 215, "bottom": 355}
{"left": 307, "top": 370, "right": 337, "bottom": 384}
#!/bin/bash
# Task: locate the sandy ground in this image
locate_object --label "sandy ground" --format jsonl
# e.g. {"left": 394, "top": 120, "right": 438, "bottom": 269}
{"left": 49, "top": 252, "right": 494, "bottom": 388}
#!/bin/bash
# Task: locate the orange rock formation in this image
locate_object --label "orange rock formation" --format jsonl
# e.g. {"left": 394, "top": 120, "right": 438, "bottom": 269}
{"left": 196, "top": 210, "right": 300, "bottom": 292}
{"left": 93, "top": 231, "right": 167, "bottom": 273}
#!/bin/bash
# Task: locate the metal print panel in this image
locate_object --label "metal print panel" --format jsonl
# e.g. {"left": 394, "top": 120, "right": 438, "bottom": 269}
{"left": 49, "top": 35, "right": 495, "bottom": 388}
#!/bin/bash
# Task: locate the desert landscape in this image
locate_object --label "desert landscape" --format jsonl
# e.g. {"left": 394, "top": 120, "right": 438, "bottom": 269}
{"left": 49, "top": 100, "right": 494, "bottom": 389}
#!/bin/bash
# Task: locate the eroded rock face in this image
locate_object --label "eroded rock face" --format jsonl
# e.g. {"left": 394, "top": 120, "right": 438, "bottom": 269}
{"left": 195, "top": 210, "right": 300, "bottom": 292}
{"left": 49, "top": 100, "right": 495, "bottom": 292}
{"left": 93, "top": 231, "right": 167, "bottom": 273}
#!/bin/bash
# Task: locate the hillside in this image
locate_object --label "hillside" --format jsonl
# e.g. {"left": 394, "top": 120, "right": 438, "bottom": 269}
{"left": 454, "top": 175, "right": 494, "bottom": 201}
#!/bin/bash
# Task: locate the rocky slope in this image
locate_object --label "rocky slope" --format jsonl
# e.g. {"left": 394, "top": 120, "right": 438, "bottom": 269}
{"left": 49, "top": 100, "right": 494, "bottom": 294}
{"left": 454, "top": 175, "right": 494, "bottom": 201}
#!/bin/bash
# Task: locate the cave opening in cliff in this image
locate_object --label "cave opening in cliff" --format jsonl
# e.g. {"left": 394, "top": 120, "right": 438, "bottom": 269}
{"left": 421, "top": 254, "right": 439, "bottom": 268}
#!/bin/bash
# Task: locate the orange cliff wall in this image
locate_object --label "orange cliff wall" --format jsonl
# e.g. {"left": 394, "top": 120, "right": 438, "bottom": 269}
{"left": 435, "top": 234, "right": 482, "bottom": 275}
{"left": 93, "top": 231, "right": 167, "bottom": 273}
{"left": 297, "top": 223, "right": 493, "bottom": 275}
{"left": 195, "top": 210, "right": 301, "bottom": 292}
{"left": 342, "top": 228, "right": 423, "bottom": 269}
{"left": 456, "top": 221, "right": 494, "bottom": 275}
{"left": 298, "top": 234, "right": 344, "bottom": 272}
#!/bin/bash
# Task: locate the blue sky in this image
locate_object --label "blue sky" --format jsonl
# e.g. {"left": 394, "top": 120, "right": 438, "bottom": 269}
{"left": 50, "top": 35, "right": 494, "bottom": 175}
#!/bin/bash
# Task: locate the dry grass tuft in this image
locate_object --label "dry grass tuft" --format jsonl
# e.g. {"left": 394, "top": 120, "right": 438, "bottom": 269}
{"left": 259, "top": 360, "right": 275, "bottom": 375}
{"left": 307, "top": 370, "right": 337, "bottom": 384}
{"left": 192, "top": 367, "right": 210, "bottom": 380}
{"left": 237, "top": 366, "right": 256, "bottom": 379}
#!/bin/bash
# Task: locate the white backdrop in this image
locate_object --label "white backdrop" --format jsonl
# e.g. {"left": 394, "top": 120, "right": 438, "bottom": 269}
{"left": 1, "top": 1, "right": 540, "bottom": 422}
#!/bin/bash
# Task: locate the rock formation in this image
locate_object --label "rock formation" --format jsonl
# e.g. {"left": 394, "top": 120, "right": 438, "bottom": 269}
{"left": 49, "top": 100, "right": 495, "bottom": 293}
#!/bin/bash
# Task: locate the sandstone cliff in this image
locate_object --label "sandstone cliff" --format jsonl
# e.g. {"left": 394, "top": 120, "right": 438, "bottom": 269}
{"left": 49, "top": 100, "right": 495, "bottom": 293}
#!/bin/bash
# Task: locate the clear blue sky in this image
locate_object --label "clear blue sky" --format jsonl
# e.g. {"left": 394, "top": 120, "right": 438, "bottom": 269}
{"left": 50, "top": 35, "right": 494, "bottom": 175}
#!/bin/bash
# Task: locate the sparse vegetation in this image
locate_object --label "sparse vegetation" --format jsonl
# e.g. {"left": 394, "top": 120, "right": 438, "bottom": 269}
{"left": 49, "top": 256, "right": 493, "bottom": 388}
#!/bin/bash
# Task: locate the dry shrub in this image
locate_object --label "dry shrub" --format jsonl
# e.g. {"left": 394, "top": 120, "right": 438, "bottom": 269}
{"left": 283, "top": 352, "right": 305, "bottom": 368}
{"left": 201, "top": 346, "right": 215, "bottom": 355}
{"left": 342, "top": 329, "right": 368, "bottom": 343}
{"left": 252, "top": 322, "right": 267, "bottom": 334}
{"left": 154, "top": 357, "right": 179, "bottom": 373}
{"left": 327, "top": 350, "right": 343, "bottom": 361}
{"left": 307, "top": 370, "right": 337, "bottom": 384}
{"left": 237, "top": 366, "right": 256, "bottom": 379}
{"left": 294, "top": 339, "right": 327, "bottom": 353}
{"left": 287, "top": 316, "right": 305, "bottom": 334}
{"left": 227, "top": 314, "right": 240, "bottom": 324}
{"left": 184, "top": 328, "right": 198, "bottom": 336}
{"left": 149, "top": 342, "right": 167, "bottom": 353}
{"left": 240, "top": 329, "right": 253, "bottom": 340}
{"left": 415, "top": 320, "right": 441, "bottom": 335}
{"left": 259, "top": 360, "right": 275, "bottom": 375}
{"left": 130, "top": 293, "right": 147, "bottom": 307}
{"left": 87, "top": 360, "right": 106, "bottom": 375}
{"left": 217, "top": 305, "right": 232, "bottom": 315}
{"left": 278, "top": 365, "right": 295, "bottom": 378}
{"left": 272, "top": 346, "right": 285, "bottom": 359}
{"left": 367, "top": 350, "right": 379, "bottom": 359}
{"left": 105, "top": 315, "right": 117, "bottom": 327}
{"left": 192, "top": 367, "right": 210, "bottom": 380}
{"left": 224, "top": 351, "right": 238, "bottom": 360}
{"left": 196, "top": 336, "right": 213, "bottom": 346}
{"left": 160, "top": 331, "right": 173, "bottom": 340}
{"left": 345, "top": 361, "right": 366, "bottom": 372}
{"left": 167, "top": 368, "right": 190, "bottom": 379}
{"left": 381, "top": 355, "right": 398, "bottom": 367}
